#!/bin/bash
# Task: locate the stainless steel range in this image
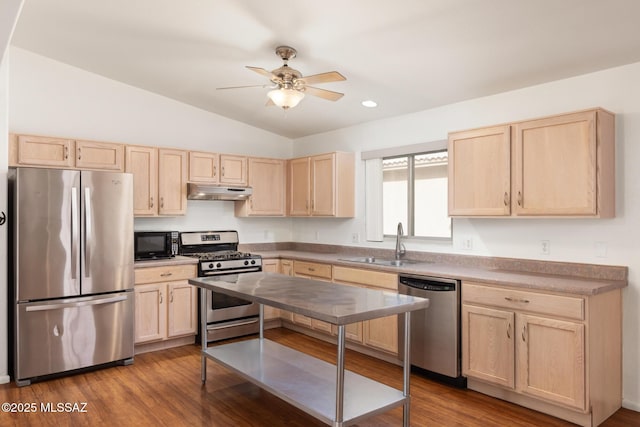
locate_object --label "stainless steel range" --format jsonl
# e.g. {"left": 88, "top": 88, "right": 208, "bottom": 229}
{"left": 179, "top": 231, "right": 262, "bottom": 342}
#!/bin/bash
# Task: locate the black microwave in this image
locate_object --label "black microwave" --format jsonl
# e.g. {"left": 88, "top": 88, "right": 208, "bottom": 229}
{"left": 134, "top": 231, "right": 179, "bottom": 260}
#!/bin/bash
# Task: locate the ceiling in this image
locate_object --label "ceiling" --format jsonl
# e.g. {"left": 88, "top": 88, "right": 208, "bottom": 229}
{"left": 10, "top": 0, "right": 640, "bottom": 139}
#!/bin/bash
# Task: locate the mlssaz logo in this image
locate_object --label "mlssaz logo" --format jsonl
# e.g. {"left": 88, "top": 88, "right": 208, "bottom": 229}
{"left": 0, "top": 211, "right": 6, "bottom": 226}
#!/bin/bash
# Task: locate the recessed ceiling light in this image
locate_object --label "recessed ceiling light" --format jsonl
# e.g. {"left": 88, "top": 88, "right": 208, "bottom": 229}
{"left": 361, "top": 100, "right": 377, "bottom": 108}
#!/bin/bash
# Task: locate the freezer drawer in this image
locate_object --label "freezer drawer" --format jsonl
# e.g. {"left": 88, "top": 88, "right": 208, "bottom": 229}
{"left": 15, "top": 291, "right": 134, "bottom": 383}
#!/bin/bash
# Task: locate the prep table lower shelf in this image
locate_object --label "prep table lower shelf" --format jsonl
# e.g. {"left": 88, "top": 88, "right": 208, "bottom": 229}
{"left": 204, "top": 338, "right": 406, "bottom": 425}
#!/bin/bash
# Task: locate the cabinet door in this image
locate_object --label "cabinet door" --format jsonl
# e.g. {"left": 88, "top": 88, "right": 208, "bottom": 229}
{"left": 14, "top": 135, "right": 74, "bottom": 168}
{"left": 246, "top": 158, "right": 286, "bottom": 216}
{"left": 158, "top": 149, "right": 187, "bottom": 215}
{"left": 289, "top": 157, "right": 310, "bottom": 216}
{"left": 516, "top": 313, "right": 585, "bottom": 410}
{"left": 363, "top": 315, "right": 398, "bottom": 354}
{"left": 126, "top": 145, "right": 158, "bottom": 216}
{"left": 513, "top": 111, "right": 597, "bottom": 216}
{"left": 462, "top": 304, "right": 515, "bottom": 388}
{"left": 134, "top": 283, "right": 166, "bottom": 343}
{"left": 448, "top": 126, "right": 511, "bottom": 216}
{"left": 167, "top": 281, "right": 197, "bottom": 338}
{"left": 294, "top": 264, "right": 332, "bottom": 332}
{"left": 189, "top": 151, "right": 219, "bottom": 183}
{"left": 75, "top": 140, "right": 124, "bottom": 171}
{"left": 220, "top": 155, "right": 247, "bottom": 185}
{"left": 261, "top": 260, "right": 281, "bottom": 320}
{"left": 311, "top": 153, "right": 336, "bottom": 216}
{"left": 279, "top": 260, "right": 294, "bottom": 321}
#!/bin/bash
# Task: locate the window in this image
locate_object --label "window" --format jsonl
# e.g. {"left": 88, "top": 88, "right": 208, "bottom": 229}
{"left": 382, "top": 150, "right": 451, "bottom": 239}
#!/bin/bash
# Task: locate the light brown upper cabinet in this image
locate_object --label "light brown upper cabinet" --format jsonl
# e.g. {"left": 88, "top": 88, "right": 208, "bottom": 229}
{"left": 235, "top": 157, "right": 286, "bottom": 217}
{"left": 288, "top": 152, "right": 355, "bottom": 217}
{"left": 188, "top": 151, "right": 219, "bottom": 183}
{"left": 126, "top": 146, "right": 187, "bottom": 216}
{"left": 448, "top": 125, "right": 512, "bottom": 216}
{"left": 9, "top": 134, "right": 124, "bottom": 171}
{"left": 448, "top": 108, "right": 615, "bottom": 218}
{"left": 220, "top": 154, "right": 247, "bottom": 185}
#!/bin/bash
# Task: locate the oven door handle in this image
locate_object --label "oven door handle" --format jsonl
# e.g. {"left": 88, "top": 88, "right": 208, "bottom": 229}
{"left": 202, "top": 267, "right": 261, "bottom": 276}
{"left": 206, "top": 318, "right": 259, "bottom": 331}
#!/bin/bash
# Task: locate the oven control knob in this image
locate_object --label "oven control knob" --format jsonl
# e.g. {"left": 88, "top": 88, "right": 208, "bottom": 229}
{"left": 208, "top": 263, "right": 214, "bottom": 269}
{"left": 250, "top": 260, "right": 256, "bottom": 265}
{"left": 216, "top": 263, "right": 222, "bottom": 268}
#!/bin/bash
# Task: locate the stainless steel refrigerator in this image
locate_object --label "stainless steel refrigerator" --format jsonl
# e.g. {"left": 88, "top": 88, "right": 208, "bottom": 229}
{"left": 8, "top": 167, "right": 135, "bottom": 386}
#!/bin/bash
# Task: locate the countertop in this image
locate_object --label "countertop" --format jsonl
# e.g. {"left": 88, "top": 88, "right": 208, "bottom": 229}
{"left": 134, "top": 255, "right": 198, "bottom": 268}
{"left": 255, "top": 250, "right": 627, "bottom": 296}
{"left": 189, "top": 272, "right": 429, "bottom": 324}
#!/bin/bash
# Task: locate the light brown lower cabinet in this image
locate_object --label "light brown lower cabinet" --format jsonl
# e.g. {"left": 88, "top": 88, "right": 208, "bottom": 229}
{"left": 332, "top": 266, "right": 399, "bottom": 355}
{"left": 462, "top": 281, "right": 622, "bottom": 427}
{"left": 134, "top": 264, "right": 198, "bottom": 346}
{"left": 292, "top": 261, "right": 333, "bottom": 333}
{"left": 261, "top": 259, "right": 281, "bottom": 320}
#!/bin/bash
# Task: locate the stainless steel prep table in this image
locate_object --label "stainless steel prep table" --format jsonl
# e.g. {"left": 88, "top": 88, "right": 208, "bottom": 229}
{"left": 189, "top": 272, "right": 430, "bottom": 427}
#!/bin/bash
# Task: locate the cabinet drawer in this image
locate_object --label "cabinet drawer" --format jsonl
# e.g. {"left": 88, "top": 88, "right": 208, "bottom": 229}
{"left": 333, "top": 266, "right": 397, "bottom": 290}
{"left": 463, "top": 282, "right": 584, "bottom": 321}
{"left": 135, "top": 264, "right": 197, "bottom": 285}
{"left": 293, "top": 261, "right": 332, "bottom": 280}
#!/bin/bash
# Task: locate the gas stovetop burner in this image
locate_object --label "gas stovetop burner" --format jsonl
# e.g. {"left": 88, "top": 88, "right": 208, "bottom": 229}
{"left": 178, "top": 231, "right": 262, "bottom": 276}
{"left": 189, "top": 250, "right": 257, "bottom": 261}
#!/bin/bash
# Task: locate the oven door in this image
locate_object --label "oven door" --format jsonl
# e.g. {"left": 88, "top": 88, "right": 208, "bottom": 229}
{"left": 206, "top": 289, "right": 259, "bottom": 323}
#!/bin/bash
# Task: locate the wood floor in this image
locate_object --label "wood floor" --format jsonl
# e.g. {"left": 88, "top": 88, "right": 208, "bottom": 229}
{"left": 1, "top": 328, "right": 637, "bottom": 426}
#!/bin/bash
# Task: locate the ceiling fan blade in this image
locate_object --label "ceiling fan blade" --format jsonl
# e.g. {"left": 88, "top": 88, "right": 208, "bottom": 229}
{"left": 216, "top": 84, "right": 268, "bottom": 90}
{"left": 246, "top": 66, "right": 277, "bottom": 80}
{"left": 304, "top": 86, "right": 344, "bottom": 101}
{"left": 265, "top": 98, "right": 276, "bottom": 107}
{"left": 299, "top": 71, "right": 346, "bottom": 85}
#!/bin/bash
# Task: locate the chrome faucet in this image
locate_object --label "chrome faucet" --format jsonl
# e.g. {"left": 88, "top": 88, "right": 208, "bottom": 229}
{"left": 395, "top": 222, "right": 406, "bottom": 260}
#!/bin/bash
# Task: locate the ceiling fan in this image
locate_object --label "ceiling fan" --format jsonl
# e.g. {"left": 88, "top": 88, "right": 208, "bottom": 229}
{"left": 218, "top": 46, "right": 346, "bottom": 110}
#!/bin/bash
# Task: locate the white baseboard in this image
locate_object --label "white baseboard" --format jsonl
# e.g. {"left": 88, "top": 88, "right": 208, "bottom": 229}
{"left": 0, "top": 375, "right": 11, "bottom": 384}
{"left": 622, "top": 399, "right": 640, "bottom": 412}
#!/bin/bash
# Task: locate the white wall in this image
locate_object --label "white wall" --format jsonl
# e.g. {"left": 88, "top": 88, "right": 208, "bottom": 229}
{"left": 293, "top": 62, "right": 640, "bottom": 410}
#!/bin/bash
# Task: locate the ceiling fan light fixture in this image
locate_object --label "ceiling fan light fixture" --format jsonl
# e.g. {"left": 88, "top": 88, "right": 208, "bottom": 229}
{"left": 268, "top": 88, "right": 305, "bottom": 109}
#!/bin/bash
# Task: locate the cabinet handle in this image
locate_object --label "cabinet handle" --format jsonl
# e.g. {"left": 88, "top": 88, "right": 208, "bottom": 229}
{"left": 222, "top": 166, "right": 225, "bottom": 177}
{"left": 507, "top": 322, "right": 511, "bottom": 339}
{"left": 504, "top": 297, "right": 530, "bottom": 304}
{"left": 308, "top": 268, "right": 315, "bottom": 272}
{"left": 160, "top": 197, "right": 164, "bottom": 208}
{"left": 522, "top": 324, "right": 527, "bottom": 342}
{"left": 213, "top": 165, "right": 217, "bottom": 177}
{"left": 150, "top": 197, "right": 154, "bottom": 208}
{"left": 517, "top": 191, "right": 523, "bottom": 206}
{"left": 170, "top": 291, "right": 174, "bottom": 303}
{"left": 504, "top": 192, "right": 509, "bottom": 206}
{"left": 160, "top": 272, "right": 173, "bottom": 277}
{"left": 77, "top": 147, "right": 82, "bottom": 160}
{"left": 64, "top": 146, "right": 69, "bottom": 160}
{"left": 159, "top": 292, "right": 163, "bottom": 304}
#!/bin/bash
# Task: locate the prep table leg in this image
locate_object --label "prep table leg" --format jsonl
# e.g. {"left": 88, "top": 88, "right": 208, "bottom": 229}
{"left": 259, "top": 304, "right": 264, "bottom": 340}
{"left": 200, "top": 287, "right": 207, "bottom": 384}
{"left": 403, "top": 312, "right": 411, "bottom": 427}
{"left": 334, "top": 324, "right": 346, "bottom": 427}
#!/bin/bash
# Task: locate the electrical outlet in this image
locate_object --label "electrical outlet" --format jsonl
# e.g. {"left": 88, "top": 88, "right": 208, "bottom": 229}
{"left": 315, "top": 231, "right": 320, "bottom": 241}
{"left": 540, "top": 240, "right": 550, "bottom": 255}
{"left": 462, "top": 238, "right": 473, "bottom": 250}
{"left": 595, "top": 241, "right": 607, "bottom": 258}
{"left": 351, "top": 233, "right": 360, "bottom": 243}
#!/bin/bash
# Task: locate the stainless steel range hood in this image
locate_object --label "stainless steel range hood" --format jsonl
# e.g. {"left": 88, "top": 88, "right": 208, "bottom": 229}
{"left": 187, "top": 183, "right": 253, "bottom": 201}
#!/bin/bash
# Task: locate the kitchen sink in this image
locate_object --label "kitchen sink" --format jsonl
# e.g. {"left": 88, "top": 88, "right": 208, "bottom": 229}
{"left": 338, "top": 257, "right": 426, "bottom": 267}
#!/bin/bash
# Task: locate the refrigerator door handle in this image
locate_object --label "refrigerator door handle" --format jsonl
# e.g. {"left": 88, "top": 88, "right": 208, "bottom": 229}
{"left": 71, "top": 187, "right": 79, "bottom": 280}
{"left": 25, "top": 294, "right": 128, "bottom": 312}
{"left": 84, "top": 187, "right": 92, "bottom": 278}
